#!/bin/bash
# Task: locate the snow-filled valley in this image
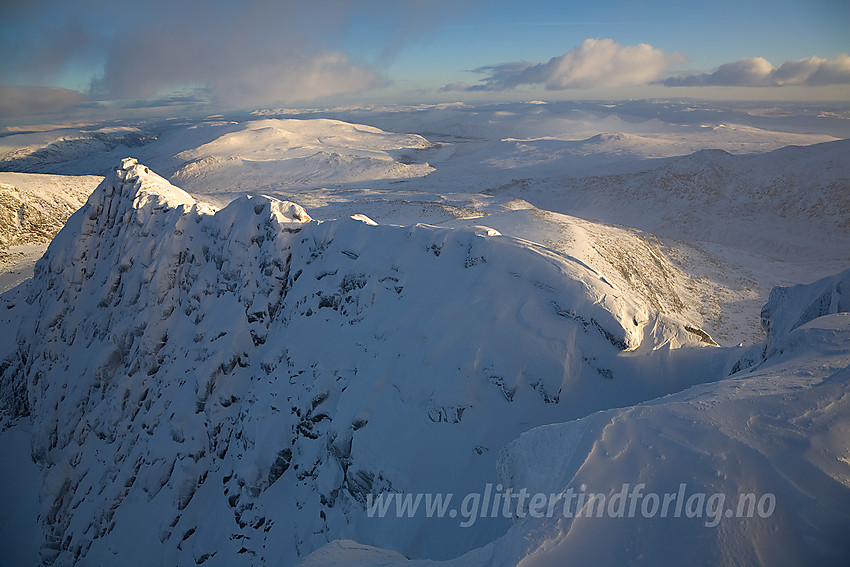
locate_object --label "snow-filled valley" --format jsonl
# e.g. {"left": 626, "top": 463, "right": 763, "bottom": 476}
{"left": 0, "top": 100, "right": 848, "bottom": 566}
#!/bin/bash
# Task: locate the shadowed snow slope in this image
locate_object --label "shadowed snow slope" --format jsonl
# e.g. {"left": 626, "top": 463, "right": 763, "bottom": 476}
{"left": 0, "top": 159, "right": 731, "bottom": 566}
{"left": 525, "top": 139, "right": 850, "bottom": 259}
{"left": 760, "top": 268, "right": 850, "bottom": 357}
{"left": 302, "top": 278, "right": 850, "bottom": 567}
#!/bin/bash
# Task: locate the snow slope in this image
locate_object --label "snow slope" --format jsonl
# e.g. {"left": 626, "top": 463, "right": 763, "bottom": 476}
{"left": 759, "top": 268, "right": 850, "bottom": 358}
{"left": 0, "top": 159, "right": 730, "bottom": 566}
{"left": 0, "top": 417, "right": 40, "bottom": 566}
{"left": 502, "top": 139, "right": 850, "bottom": 261}
{"left": 301, "top": 271, "right": 850, "bottom": 567}
{"left": 0, "top": 172, "right": 101, "bottom": 292}
{"left": 172, "top": 118, "right": 435, "bottom": 195}
{"left": 442, "top": 200, "right": 717, "bottom": 350}
{"left": 0, "top": 172, "right": 100, "bottom": 248}
{"left": 0, "top": 126, "right": 155, "bottom": 174}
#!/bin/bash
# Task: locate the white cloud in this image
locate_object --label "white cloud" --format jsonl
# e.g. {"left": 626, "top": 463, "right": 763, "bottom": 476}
{"left": 449, "top": 39, "right": 687, "bottom": 92}
{"left": 440, "top": 81, "right": 472, "bottom": 92}
{"left": 663, "top": 54, "right": 850, "bottom": 87}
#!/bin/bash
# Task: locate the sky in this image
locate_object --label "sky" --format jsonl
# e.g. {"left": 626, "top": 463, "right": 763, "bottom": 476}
{"left": 1, "top": 0, "right": 848, "bottom": 123}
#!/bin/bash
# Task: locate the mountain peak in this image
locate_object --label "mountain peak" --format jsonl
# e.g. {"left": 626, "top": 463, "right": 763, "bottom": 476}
{"left": 2, "top": 161, "right": 726, "bottom": 565}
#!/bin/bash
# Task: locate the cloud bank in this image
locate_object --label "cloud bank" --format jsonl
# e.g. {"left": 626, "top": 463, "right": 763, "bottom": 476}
{"left": 444, "top": 39, "right": 687, "bottom": 92}
{"left": 0, "top": 86, "right": 90, "bottom": 118}
{"left": 86, "top": 1, "right": 386, "bottom": 110}
{"left": 0, "top": 0, "right": 463, "bottom": 118}
{"left": 663, "top": 54, "right": 850, "bottom": 87}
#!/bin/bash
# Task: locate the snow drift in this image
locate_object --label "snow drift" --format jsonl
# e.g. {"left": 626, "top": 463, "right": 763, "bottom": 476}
{"left": 0, "top": 159, "right": 727, "bottom": 566}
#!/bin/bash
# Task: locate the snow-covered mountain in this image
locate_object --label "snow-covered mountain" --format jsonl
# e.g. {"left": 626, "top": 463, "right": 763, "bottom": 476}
{"left": 0, "top": 127, "right": 155, "bottom": 174}
{"left": 172, "top": 118, "right": 435, "bottom": 194}
{"left": 0, "top": 101, "right": 848, "bottom": 566}
{"left": 1, "top": 159, "right": 733, "bottom": 565}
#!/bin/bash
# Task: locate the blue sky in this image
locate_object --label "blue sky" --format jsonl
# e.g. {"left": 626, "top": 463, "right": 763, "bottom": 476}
{"left": 1, "top": 0, "right": 848, "bottom": 121}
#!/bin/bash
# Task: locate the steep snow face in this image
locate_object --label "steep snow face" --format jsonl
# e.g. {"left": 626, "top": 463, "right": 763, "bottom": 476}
{"left": 488, "top": 316, "right": 850, "bottom": 567}
{"left": 760, "top": 268, "right": 850, "bottom": 357}
{"left": 1, "top": 160, "right": 726, "bottom": 566}
{"left": 172, "top": 119, "right": 435, "bottom": 194}
{"left": 302, "top": 274, "right": 850, "bottom": 567}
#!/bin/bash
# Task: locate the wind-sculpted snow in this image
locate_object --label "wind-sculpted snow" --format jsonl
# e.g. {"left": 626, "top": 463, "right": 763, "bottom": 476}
{"left": 483, "top": 312, "right": 850, "bottom": 567}
{"left": 760, "top": 268, "right": 850, "bottom": 356}
{"left": 303, "top": 274, "right": 850, "bottom": 567}
{"left": 1, "top": 159, "right": 728, "bottom": 566}
{"left": 725, "top": 268, "right": 850, "bottom": 375}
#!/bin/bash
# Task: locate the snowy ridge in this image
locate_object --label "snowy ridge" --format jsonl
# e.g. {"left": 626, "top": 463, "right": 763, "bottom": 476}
{"left": 0, "top": 127, "right": 155, "bottom": 174}
{"left": 1, "top": 159, "right": 729, "bottom": 566}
